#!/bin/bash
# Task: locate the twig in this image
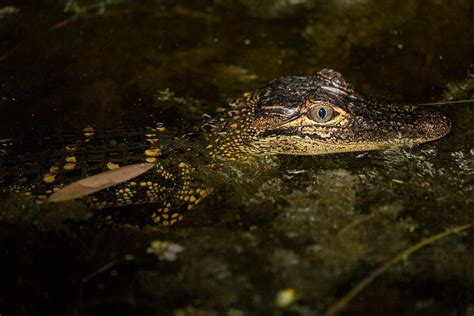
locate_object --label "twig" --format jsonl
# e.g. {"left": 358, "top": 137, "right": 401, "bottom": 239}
{"left": 324, "top": 224, "right": 473, "bottom": 316}
{"left": 82, "top": 254, "right": 136, "bottom": 284}
{"left": 416, "top": 99, "right": 474, "bottom": 106}
{"left": 49, "top": 9, "right": 134, "bottom": 31}
{"left": 0, "top": 46, "right": 18, "bottom": 62}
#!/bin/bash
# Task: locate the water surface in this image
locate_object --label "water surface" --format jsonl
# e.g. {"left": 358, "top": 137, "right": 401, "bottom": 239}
{"left": 0, "top": 1, "right": 473, "bottom": 315}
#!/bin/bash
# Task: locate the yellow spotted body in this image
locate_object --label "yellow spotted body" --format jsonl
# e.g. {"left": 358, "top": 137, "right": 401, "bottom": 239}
{"left": 0, "top": 124, "right": 210, "bottom": 225}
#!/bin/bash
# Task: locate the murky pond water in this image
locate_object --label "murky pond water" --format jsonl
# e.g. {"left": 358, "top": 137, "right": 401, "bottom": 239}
{"left": 0, "top": 1, "right": 473, "bottom": 315}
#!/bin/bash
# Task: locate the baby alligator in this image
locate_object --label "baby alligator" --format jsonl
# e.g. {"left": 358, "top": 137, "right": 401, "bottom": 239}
{"left": 0, "top": 69, "right": 451, "bottom": 225}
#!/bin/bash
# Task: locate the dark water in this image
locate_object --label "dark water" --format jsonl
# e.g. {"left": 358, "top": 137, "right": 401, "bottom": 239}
{"left": 0, "top": 1, "right": 473, "bottom": 315}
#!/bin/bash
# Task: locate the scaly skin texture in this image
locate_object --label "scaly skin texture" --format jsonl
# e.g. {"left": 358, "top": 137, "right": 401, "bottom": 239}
{"left": 0, "top": 69, "right": 451, "bottom": 225}
{"left": 204, "top": 69, "right": 451, "bottom": 158}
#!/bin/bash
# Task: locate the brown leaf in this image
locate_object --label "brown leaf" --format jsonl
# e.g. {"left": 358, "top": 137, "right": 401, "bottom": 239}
{"left": 48, "top": 163, "right": 155, "bottom": 202}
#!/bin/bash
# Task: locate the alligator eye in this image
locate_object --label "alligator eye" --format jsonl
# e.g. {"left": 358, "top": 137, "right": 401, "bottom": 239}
{"left": 308, "top": 106, "right": 335, "bottom": 123}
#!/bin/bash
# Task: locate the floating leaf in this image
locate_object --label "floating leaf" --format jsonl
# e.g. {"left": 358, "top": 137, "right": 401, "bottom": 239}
{"left": 48, "top": 163, "right": 155, "bottom": 202}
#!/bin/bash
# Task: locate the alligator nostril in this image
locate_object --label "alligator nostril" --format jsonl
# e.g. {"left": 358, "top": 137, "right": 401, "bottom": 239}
{"left": 417, "top": 111, "right": 452, "bottom": 140}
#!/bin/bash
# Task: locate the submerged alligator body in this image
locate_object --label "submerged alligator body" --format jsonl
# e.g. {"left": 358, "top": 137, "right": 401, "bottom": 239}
{"left": 0, "top": 69, "right": 451, "bottom": 225}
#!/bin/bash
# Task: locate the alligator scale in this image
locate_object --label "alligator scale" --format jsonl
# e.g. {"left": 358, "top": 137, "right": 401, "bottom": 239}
{"left": 0, "top": 69, "right": 451, "bottom": 225}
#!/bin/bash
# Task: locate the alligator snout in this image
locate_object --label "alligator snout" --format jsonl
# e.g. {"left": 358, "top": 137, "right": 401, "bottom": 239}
{"left": 416, "top": 110, "right": 452, "bottom": 141}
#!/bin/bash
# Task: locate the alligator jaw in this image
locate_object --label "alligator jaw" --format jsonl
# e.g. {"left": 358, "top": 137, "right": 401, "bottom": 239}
{"left": 251, "top": 107, "right": 452, "bottom": 156}
{"left": 337, "top": 107, "right": 452, "bottom": 152}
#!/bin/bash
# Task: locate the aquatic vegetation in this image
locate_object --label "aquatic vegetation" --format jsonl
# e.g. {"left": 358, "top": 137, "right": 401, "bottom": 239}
{"left": 146, "top": 240, "right": 184, "bottom": 261}
{"left": 443, "top": 68, "right": 474, "bottom": 101}
{"left": 0, "top": 6, "right": 19, "bottom": 19}
{"left": 275, "top": 288, "right": 297, "bottom": 307}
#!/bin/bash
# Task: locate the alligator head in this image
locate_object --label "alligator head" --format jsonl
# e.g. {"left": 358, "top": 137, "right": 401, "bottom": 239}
{"left": 204, "top": 69, "right": 451, "bottom": 158}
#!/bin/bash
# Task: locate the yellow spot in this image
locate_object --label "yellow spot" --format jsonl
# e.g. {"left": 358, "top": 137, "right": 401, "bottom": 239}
{"left": 162, "top": 214, "right": 169, "bottom": 219}
{"left": 145, "top": 149, "right": 160, "bottom": 156}
{"left": 163, "top": 207, "right": 169, "bottom": 213}
{"left": 153, "top": 216, "right": 161, "bottom": 223}
{"left": 146, "top": 157, "right": 157, "bottom": 163}
{"left": 178, "top": 215, "right": 184, "bottom": 221}
{"left": 64, "top": 162, "right": 76, "bottom": 170}
{"left": 189, "top": 195, "right": 197, "bottom": 203}
{"left": 65, "top": 156, "right": 77, "bottom": 163}
{"left": 83, "top": 127, "right": 95, "bottom": 137}
{"left": 162, "top": 221, "right": 169, "bottom": 226}
{"left": 107, "top": 162, "right": 120, "bottom": 170}
{"left": 178, "top": 162, "right": 187, "bottom": 168}
{"left": 146, "top": 138, "right": 159, "bottom": 145}
{"left": 43, "top": 174, "right": 56, "bottom": 183}
{"left": 171, "top": 213, "right": 179, "bottom": 218}
{"left": 65, "top": 145, "right": 78, "bottom": 152}
{"left": 49, "top": 166, "right": 60, "bottom": 174}
{"left": 155, "top": 126, "right": 166, "bottom": 132}
{"left": 170, "top": 219, "right": 177, "bottom": 225}
{"left": 130, "top": 182, "right": 136, "bottom": 186}
{"left": 187, "top": 205, "right": 194, "bottom": 211}
{"left": 53, "top": 187, "right": 60, "bottom": 192}
{"left": 140, "top": 182, "right": 147, "bottom": 187}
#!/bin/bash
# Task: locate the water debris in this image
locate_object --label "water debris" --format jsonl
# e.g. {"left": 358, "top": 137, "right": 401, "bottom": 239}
{"left": 442, "top": 68, "right": 474, "bottom": 101}
{"left": 146, "top": 240, "right": 184, "bottom": 262}
{"left": 286, "top": 169, "right": 308, "bottom": 175}
{"left": 214, "top": 65, "right": 258, "bottom": 83}
{"left": 48, "top": 163, "right": 155, "bottom": 202}
{"left": 174, "top": 5, "right": 221, "bottom": 23}
{"left": 153, "top": 89, "right": 203, "bottom": 107}
{"left": 174, "top": 306, "right": 217, "bottom": 316}
{"left": 275, "top": 288, "right": 297, "bottom": 307}
{"left": 324, "top": 224, "right": 474, "bottom": 316}
{"left": 0, "top": 138, "right": 13, "bottom": 145}
{"left": 82, "top": 254, "right": 136, "bottom": 284}
{"left": 0, "top": 6, "right": 19, "bottom": 19}
{"left": 64, "top": 0, "right": 125, "bottom": 15}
